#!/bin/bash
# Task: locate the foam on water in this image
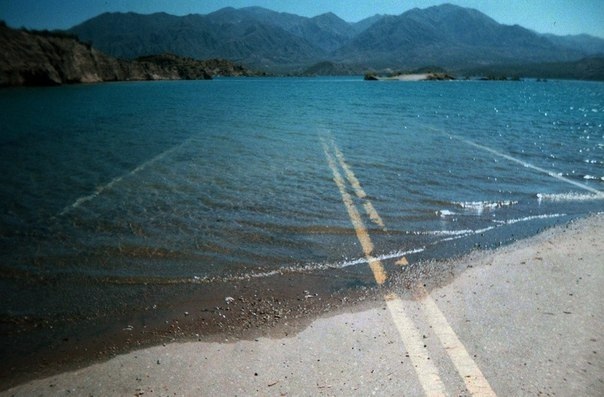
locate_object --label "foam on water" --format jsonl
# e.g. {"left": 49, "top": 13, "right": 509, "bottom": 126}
{"left": 428, "top": 226, "right": 497, "bottom": 242}
{"left": 421, "top": 226, "right": 496, "bottom": 237}
{"left": 537, "top": 192, "right": 604, "bottom": 202}
{"left": 103, "top": 247, "right": 428, "bottom": 285}
{"left": 437, "top": 209, "right": 457, "bottom": 217}
{"left": 417, "top": 212, "right": 567, "bottom": 243}
{"left": 453, "top": 200, "right": 518, "bottom": 214}
{"left": 436, "top": 200, "right": 519, "bottom": 218}
{"left": 582, "top": 175, "right": 603, "bottom": 181}
{"left": 493, "top": 213, "right": 566, "bottom": 225}
{"left": 90, "top": 209, "right": 572, "bottom": 286}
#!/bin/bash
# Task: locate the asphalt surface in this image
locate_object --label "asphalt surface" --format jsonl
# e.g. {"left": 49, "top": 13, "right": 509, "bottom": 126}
{"left": 3, "top": 214, "right": 602, "bottom": 396}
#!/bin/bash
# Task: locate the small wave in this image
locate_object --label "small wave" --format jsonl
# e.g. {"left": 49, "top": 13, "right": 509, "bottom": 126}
{"left": 437, "top": 200, "right": 518, "bottom": 218}
{"left": 453, "top": 200, "right": 518, "bottom": 214}
{"left": 493, "top": 213, "right": 566, "bottom": 225}
{"left": 440, "top": 226, "right": 497, "bottom": 242}
{"left": 412, "top": 226, "right": 497, "bottom": 244}
{"left": 376, "top": 247, "right": 426, "bottom": 261}
{"left": 431, "top": 214, "right": 564, "bottom": 243}
{"left": 103, "top": 247, "right": 426, "bottom": 285}
{"left": 191, "top": 247, "right": 425, "bottom": 283}
{"left": 418, "top": 226, "right": 493, "bottom": 236}
{"left": 582, "top": 175, "right": 603, "bottom": 181}
{"left": 437, "top": 209, "right": 457, "bottom": 217}
{"left": 537, "top": 192, "right": 604, "bottom": 202}
{"left": 427, "top": 229, "right": 474, "bottom": 236}
{"left": 427, "top": 213, "right": 565, "bottom": 243}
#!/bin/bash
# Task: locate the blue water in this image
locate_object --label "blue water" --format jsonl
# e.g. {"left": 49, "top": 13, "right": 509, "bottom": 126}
{"left": 0, "top": 78, "right": 603, "bottom": 321}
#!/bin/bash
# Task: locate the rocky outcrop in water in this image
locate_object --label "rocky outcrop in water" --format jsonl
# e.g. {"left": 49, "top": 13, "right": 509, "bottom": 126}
{"left": 0, "top": 22, "right": 255, "bottom": 87}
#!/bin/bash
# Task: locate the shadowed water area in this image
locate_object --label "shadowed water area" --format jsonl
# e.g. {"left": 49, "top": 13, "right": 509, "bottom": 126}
{"left": 0, "top": 77, "right": 602, "bottom": 386}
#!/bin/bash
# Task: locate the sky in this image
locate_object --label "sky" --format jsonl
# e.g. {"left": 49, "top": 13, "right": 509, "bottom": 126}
{"left": 0, "top": 0, "right": 603, "bottom": 38}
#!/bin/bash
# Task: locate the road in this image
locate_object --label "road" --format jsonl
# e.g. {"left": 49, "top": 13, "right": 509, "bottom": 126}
{"left": 4, "top": 134, "right": 603, "bottom": 397}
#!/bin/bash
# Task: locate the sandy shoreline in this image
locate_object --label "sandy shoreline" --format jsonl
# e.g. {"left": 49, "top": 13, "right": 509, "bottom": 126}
{"left": 2, "top": 213, "right": 602, "bottom": 395}
{"left": 0, "top": 267, "right": 382, "bottom": 391}
{"left": 368, "top": 72, "right": 455, "bottom": 81}
{"left": 385, "top": 73, "right": 431, "bottom": 81}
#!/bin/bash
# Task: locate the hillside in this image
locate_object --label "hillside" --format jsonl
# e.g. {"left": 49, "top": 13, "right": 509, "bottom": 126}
{"left": 541, "top": 33, "right": 604, "bottom": 56}
{"left": 69, "top": 10, "right": 324, "bottom": 71}
{"left": 333, "top": 4, "right": 583, "bottom": 69}
{"left": 65, "top": 4, "right": 604, "bottom": 73}
{"left": 0, "top": 22, "right": 256, "bottom": 87}
{"left": 464, "top": 56, "right": 604, "bottom": 81}
{"left": 302, "top": 61, "right": 359, "bottom": 76}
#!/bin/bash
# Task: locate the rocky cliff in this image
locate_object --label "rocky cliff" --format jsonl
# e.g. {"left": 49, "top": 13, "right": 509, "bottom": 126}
{"left": 0, "top": 22, "right": 255, "bottom": 87}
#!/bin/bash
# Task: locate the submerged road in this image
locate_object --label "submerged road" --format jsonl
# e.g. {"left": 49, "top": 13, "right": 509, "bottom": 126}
{"left": 4, "top": 212, "right": 601, "bottom": 396}
{"left": 322, "top": 136, "right": 495, "bottom": 396}
{"left": 3, "top": 136, "right": 602, "bottom": 396}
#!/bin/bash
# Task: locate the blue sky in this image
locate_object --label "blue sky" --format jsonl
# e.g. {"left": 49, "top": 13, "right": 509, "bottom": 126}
{"left": 1, "top": 0, "right": 603, "bottom": 37}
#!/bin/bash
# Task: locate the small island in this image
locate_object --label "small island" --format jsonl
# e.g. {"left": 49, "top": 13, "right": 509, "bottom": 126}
{"left": 364, "top": 67, "right": 455, "bottom": 81}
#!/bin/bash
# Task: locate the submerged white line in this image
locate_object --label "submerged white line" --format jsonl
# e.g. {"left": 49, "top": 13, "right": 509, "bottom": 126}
{"left": 59, "top": 138, "right": 192, "bottom": 215}
{"left": 460, "top": 137, "right": 603, "bottom": 196}
{"left": 425, "top": 125, "right": 603, "bottom": 196}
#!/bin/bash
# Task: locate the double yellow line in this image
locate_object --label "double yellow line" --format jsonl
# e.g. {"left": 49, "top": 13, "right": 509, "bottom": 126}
{"left": 321, "top": 136, "right": 496, "bottom": 397}
{"left": 321, "top": 138, "right": 388, "bottom": 284}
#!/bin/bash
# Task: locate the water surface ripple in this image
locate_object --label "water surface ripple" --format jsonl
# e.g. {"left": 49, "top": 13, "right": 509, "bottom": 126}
{"left": 1, "top": 78, "right": 603, "bottom": 320}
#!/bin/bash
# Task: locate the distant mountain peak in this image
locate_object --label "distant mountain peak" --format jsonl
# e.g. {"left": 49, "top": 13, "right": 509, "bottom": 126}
{"left": 313, "top": 12, "right": 342, "bottom": 20}
{"left": 66, "top": 4, "right": 600, "bottom": 73}
{"left": 211, "top": 6, "right": 237, "bottom": 14}
{"left": 403, "top": 2, "right": 498, "bottom": 24}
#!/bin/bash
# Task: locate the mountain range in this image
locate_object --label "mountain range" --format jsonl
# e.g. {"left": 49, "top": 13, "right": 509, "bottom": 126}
{"left": 66, "top": 4, "right": 604, "bottom": 73}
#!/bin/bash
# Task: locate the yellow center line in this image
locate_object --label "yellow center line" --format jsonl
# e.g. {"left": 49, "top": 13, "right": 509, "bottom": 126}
{"left": 332, "top": 143, "right": 387, "bottom": 230}
{"left": 323, "top": 138, "right": 446, "bottom": 394}
{"left": 416, "top": 285, "right": 497, "bottom": 397}
{"left": 321, "top": 139, "right": 387, "bottom": 284}
{"left": 322, "top": 136, "right": 498, "bottom": 397}
{"left": 385, "top": 292, "right": 448, "bottom": 397}
{"left": 395, "top": 257, "right": 409, "bottom": 266}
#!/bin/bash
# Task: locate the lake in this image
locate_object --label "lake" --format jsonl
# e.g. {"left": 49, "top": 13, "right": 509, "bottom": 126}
{"left": 0, "top": 77, "right": 602, "bottom": 378}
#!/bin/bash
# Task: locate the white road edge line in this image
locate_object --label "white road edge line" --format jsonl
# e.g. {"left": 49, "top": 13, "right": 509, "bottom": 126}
{"left": 424, "top": 125, "right": 604, "bottom": 196}
{"left": 59, "top": 138, "right": 193, "bottom": 216}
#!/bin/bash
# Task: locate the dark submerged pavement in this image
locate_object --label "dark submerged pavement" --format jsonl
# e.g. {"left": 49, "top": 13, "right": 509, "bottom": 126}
{"left": 3, "top": 214, "right": 602, "bottom": 396}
